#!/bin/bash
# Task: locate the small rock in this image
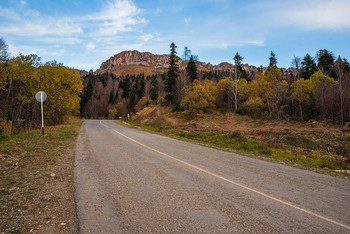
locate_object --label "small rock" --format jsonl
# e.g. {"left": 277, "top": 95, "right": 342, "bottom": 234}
{"left": 60, "top": 222, "right": 66, "bottom": 226}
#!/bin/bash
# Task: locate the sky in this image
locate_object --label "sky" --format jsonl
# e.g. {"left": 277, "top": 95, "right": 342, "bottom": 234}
{"left": 1, "top": 0, "right": 350, "bottom": 70}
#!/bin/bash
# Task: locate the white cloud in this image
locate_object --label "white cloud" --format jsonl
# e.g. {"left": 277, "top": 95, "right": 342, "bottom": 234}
{"left": 139, "top": 33, "right": 153, "bottom": 42}
{"left": 0, "top": 0, "right": 146, "bottom": 38}
{"left": 80, "top": 0, "right": 146, "bottom": 36}
{"left": 264, "top": 0, "right": 350, "bottom": 30}
{"left": 184, "top": 17, "right": 192, "bottom": 24}
{"left": 86, "top": 43, "right": 96, "bottom": 50}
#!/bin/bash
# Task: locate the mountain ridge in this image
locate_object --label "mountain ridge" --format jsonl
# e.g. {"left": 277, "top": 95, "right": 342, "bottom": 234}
{"left": 93, "top": 50, "right": 291, "bottom": 77}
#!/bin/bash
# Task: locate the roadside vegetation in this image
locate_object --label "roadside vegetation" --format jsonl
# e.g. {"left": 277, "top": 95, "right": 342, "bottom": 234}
{"left": 0, "top": 118, "right": 82, "bottom": 233}
{"left": 127, "top": 106, "right": 350, "bottom": 176}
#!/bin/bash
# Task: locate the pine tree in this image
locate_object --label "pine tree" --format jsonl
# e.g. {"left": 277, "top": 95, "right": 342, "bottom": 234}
{"left": 301, "top": 54, "right": 318, "bottom": 79}
{"left": 317, "top": 49, "right": 335, "bottom": 76}
{"left": 165, "top": 42, "right": 179, "bottom": 104}
{"left": 233, "top": 52, "right": 244, "bottom": 111}
{"left": 186, "top": 55, "right": 198, "bottom": 83}
{"left": 269, "top": 51, "right": 277, "bottom": 68}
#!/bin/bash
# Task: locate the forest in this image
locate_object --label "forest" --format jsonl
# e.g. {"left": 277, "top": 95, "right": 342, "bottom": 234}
{"left": 1, "top": 37, "right": 350, "bottom": 136}
{"left": 82, "top": 43, "right": 350, "bottom": 126}
{"left": 0, "top": 38, "right": 82, "bottom": 135}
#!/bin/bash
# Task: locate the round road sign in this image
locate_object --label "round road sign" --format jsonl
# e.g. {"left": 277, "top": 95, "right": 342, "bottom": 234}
{"left": 35, "top": 91, "right": 47, "bottom": 102}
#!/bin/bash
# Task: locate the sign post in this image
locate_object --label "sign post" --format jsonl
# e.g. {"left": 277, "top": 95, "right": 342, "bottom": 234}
{"left": 35, "top": 91, "right": 47, "bottom": 136}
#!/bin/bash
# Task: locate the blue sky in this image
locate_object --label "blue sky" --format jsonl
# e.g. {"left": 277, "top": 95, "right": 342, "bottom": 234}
{"left": 1, "top": 0, "right": 349, "bottom": 70}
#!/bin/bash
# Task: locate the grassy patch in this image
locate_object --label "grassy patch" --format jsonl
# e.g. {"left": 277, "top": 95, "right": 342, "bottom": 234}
{"left": 127, "top": 119, "right": 163, "bottom": 131}
{"left": 279, "top": 135, "right": 319, "bottom": 150}
{"left": 169, "top": 131, "right": 349, "bottom": 170}
{"left": 126, "top": 118, "right": 349, "bottom": 171}
{"left": 0, "top": 118, "right": 82, "bottom": 233}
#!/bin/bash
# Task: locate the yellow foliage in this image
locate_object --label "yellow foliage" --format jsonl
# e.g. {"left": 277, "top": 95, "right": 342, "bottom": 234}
{"left": 7, "top": 55, "right": 82, "bottom": 125}
{"left": 310, "top": 70, "right": 337, "bottom": 95}
{"left": 135, "top": 97, "right": 148, "bottom": 112}
{"left": 181, "top": 80, "right": 217, "bottom": 113}
{"left": 0, "top": 63, "right": 7, "bottom": 91}
{"left": 38, "top": 62, "right": 83, "bottom": 124}
{"left": 290, "top": 78, "right": 312, "bottom": 104}
{"left": 108, "top": 102, "right": 124, "bottom": 119}
{"left": 243, "top": 70, "right": 288, "bottom": 118}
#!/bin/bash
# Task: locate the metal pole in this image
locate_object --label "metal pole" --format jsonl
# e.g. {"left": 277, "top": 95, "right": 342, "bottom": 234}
{"left": 41, "top": 92, "right": 44, "bottom": 136}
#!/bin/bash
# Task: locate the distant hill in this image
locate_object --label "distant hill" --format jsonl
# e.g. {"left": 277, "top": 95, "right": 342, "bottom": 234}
{"left": 92, "top": 50, "right": 292, "bottom": 77}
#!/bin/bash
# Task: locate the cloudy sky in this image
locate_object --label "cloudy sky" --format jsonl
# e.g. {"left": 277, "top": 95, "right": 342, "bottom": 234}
{"left": 1, "top": 0, "right": 349, "bottom": 70}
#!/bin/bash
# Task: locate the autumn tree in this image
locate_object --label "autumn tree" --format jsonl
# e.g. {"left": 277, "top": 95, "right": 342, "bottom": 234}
{"left": 243, "top": 67, "right": 288, "bottom": 119}
{"left": 186, "top": 55, "right": 198, "bottom": 83}
{"left": 333, "top": 57, "right": 350, "bottom": 124}
{"left": 165, "top": 42, "right": 179, "bottom": 105}
{"left": 216, "top": 77, "right": 234, "bottom": 110}
{"left": 301, "top": 54, "right": 318, "bottom": 79}
{"left": 181, "top": 80, "right": 217, "bottom": 113}
{"left": 108, "top": 102, "right": 124, "bottom": 119}
{"left": 38, "top": 61, "right": 82, "bottom": 124}
{"left": 310, "top": 71, "right": 338, "bottom": 119}
{"left": 216, "top": 77, "right": 247, "bottom": 111}
{"left": 7, "top": 54, "right": 41, "bottom": 130}
{"left": 290, "top": 78, "right": 312, "bottom": 121}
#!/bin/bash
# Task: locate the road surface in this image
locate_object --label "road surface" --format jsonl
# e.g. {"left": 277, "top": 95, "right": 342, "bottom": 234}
{"left": 74, "top": 120, "right": 350, "bottom": 233}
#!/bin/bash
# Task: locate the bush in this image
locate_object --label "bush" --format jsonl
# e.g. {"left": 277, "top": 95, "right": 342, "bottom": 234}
{"left": 236, "top": 107, "right": 249, "bottom": 115}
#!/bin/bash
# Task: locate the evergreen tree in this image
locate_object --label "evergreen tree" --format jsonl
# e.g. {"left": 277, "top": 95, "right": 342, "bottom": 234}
{"left": 301, "top": 54, "right": 318, "bottom": 79}
{"left": 119, "top": 75, "right": 131, "bottom": 98}
{"left": 317, "top": 49, "right": 335, "bottom": 76}
{"left": 268, "top": 51, "right": 277, "bottom": 68}
{"left": 233, "top": 52, "right": 244, "bottom": 77}
{"left": 186, "top": 55, "right": 198, "bottom": 82}
{"left": 165, "top": 42, "right": 179, "bottom": 104}
{"left": 149, "top": 78, "right": 158, "bottom": 101}
{"left": 232, "top": 52, "right": 244, "bottom": 111}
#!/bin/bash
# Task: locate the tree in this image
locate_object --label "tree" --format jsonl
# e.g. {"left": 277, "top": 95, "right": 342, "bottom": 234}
{"left": 290, "top": 78, "right": 312, "bottom": 121}
{"left": 333, "top": 57, "right": 350, "bottom": 125}
{"left": 310, "top": 71, "right": 338, "bottom": 119}
{"left": 182, "top": 46, "right": 191, "bottom": 61}
{"left": 233, "top": 52, "right": 244, "bottom": 111}
{"left": 243, "top": 67, "right": 288, "bottom": 119}
{"left": 186, "top": 55, "right": 198, "bottom": 83}
{"left": 216, "top": 77, "right": 235, "bottom": 110}
{"left": 268, "top": 51, "right": 277, "bottom": 68}
{"left": 317, "top": 49, "right": 335, "bottom": 76}
{"left": 291, "top": 56, "right": 301, "bottom": 70}
{"left": 301, "top": 54, "right": 318, "bottom": 79}
{"left": 119, "top": 75, "right": 131, "bottom": 98}
{"left": 181, "top": 80, "right": 217, "bottom": 113}
{"left": 165, "top": 42, "right": 179, "bottom": 105}
{"left": 291, "top": 56, "right": 301, "bottom": 79}
{"left": 108, "top": 102, "right": 124, "bottom": 119}
{"left": 0, "top": 38, "right": 10, "bottom": 62}
{"left": 38, "top": 61, "right": 82, "bottom": 124}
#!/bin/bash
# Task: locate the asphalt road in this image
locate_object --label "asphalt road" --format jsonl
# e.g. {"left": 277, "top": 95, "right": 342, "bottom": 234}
{"left": 74, "top": 120, "right": 350, "bottom": 233}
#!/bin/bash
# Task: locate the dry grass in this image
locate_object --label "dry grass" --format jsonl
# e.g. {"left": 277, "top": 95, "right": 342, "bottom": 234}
{"left": 0, "top": 118, "right": 83, "bottom": 233}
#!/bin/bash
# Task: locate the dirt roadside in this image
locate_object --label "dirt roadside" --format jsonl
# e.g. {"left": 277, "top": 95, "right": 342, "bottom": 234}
{"left": 0, "top": 119, "right": 81, "bottom": 233}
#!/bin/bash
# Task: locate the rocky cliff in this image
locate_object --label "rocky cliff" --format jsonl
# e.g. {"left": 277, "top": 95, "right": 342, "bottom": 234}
{"left": 95, "top": 50, "right": 297, "bottom": 79}
{"left": 100, "top": 50, "right": 169, "bottom": 70}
